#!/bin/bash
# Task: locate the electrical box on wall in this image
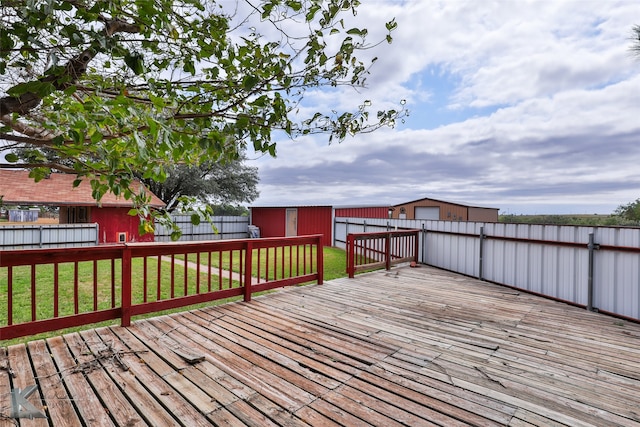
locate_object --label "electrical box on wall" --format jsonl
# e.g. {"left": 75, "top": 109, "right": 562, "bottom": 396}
{"left": 117, "top": 232, "right": 127, "bottom": 243}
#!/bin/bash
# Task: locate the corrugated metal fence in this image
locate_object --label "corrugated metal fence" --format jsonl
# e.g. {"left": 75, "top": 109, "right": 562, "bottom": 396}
{"left": 335, "top": 217, "right": 640, "bottom": 322}
{"left": 154, "top": 215, "right": 249, "bottom": 242}
{"left": 0, "top": 216, "right": 250, "bottom": 249}
{"left": 0, "top": 223, "right": 99, "bottom": 249}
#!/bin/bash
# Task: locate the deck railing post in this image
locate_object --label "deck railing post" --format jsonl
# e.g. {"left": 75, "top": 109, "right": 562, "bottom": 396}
{"left": 316, "top": 237, "right": 324, "bottom": 285}
{"left": 413, "top": 230, "right": 419, "bottom": 264}
{"left": 421, "top": 223, "right": 427, "bottom": 264}
{"left": 244, "top": 241, "right": 253, "bottom": 302}
{"left": 478, "top": 226, "right": 485, "bottom": 280}
{"left": 347, "top": 234, "right": 355, "bottom": 278}
{"left": 385, "top": 233, "right": 391, "bottom": 271}
{"left": 121, "top": 245, "right": 132, "bottom": 327}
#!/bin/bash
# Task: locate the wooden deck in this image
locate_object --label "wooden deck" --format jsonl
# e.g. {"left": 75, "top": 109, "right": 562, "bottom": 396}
{"left": 2, "top": 265, "right": 640, "bottom": 426}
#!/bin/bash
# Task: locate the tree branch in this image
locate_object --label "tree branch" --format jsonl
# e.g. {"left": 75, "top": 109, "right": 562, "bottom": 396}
{"left": 0, "top": 114, "right": 58, "bottom": 142}
{"left": 0, "top": 18, "right": 140, "bottom": 116}
{"left": 0, "top": 162, "right": 78, "bottom": 174}
{"left": 0, "top": 132, "right": 54, "bottom": 147}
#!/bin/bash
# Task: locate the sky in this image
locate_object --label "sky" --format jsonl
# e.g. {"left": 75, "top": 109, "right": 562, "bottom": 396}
{"left": 250, "top": 0, "right": 640, "bottom": 215}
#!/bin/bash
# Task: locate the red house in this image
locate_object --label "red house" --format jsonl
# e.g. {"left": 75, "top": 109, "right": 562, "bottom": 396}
{"left": 0, "top": 170, "right": 165, "bottom": 243}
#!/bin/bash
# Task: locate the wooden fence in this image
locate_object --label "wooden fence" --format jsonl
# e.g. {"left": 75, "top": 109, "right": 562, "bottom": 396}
{"left": 335, "top": 217, "right": 640, "bottom": 322}
{"left": 0, "top": 235, "right": 323, "bottom": 341}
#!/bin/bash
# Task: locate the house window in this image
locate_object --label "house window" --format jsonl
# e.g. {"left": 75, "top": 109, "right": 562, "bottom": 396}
{"left": 77, "top": 207, "right": 87, "bottom": 222}
{"left": 67, "top": 206, "right": 90, "bottom": 223}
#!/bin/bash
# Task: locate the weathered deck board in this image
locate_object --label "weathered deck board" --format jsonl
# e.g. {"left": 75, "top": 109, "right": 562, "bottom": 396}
{"left": 2, "top": 265, "right": 640, "bottom": 426}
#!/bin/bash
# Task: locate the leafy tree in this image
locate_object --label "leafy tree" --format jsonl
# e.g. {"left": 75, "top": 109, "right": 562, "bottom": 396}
{"left": 139, "top": 156, "right": 259, "bottom": 210}
{"left": 614, "top": 199, "right": 640, "bottom": 223}
{"left": 0, "top": 0, "right": 404, "bottom": 237}
{"left": 210, "top": 204, "right": 250, "bottom": 216}
{"left": 632, "top": 25, "right": 640, "bottom": 57}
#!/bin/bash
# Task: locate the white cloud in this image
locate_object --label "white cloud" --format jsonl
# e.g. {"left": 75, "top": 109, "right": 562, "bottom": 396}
{"left": 252, "top": 0, "right": 640, "bottom": 214}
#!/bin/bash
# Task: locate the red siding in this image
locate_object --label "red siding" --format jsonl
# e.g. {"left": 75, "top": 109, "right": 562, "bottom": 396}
{"left": 334, "top": 206, "right": 390, "bottom": 218}
{"left": 250, "top": 206, "right": 333, "bottom": 246}
{"left": 250, "top": 208, "right": 286, "bottom": 239}
{"left": 297, "top": 207, "right": 333, "bottom": 247}
{"left": 91, "top": 207, "right": 154, "bottom": 243}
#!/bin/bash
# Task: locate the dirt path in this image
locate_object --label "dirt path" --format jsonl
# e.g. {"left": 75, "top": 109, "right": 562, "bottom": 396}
{"left": 162, "top": 256, "right": 261, "bottom": 285}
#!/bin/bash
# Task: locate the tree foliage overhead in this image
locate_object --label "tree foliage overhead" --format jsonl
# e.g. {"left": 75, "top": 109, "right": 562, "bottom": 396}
{"left": 0, "top": 0, "right": 404, "bottom": 233}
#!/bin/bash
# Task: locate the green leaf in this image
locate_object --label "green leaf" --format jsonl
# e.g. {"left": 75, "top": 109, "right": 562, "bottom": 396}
{"left": 286, "top": 1, "right": 302, "bottom": 12}
{"left": 29, "top": 167, "right": 51, "bottom": 182}
{"left": 5, "top": 153, "right": 19, "bottom": 163}
{"left": 7, "top": 81, "right": 56, "bottom": 97}
{"left": 386, "top": 19, "right": 397, "bottom": 31}
{"left": 243, "top": 75, "right": 259, "bottom": 90}
{"left": 0, "top": 32, "right": 14, "bottom": 52}
{"left": 190, "top": 213, "right": 201, "bottom": 226}
{"left": 183, "top": 59, "right": 196, "bottom": 75}
{"left": 124, "top": 53, "right": 145, "bottom": 75}
{"left": 90, "top": 131, "right": 103, "bottom": 143}
{"left": 346, "top": 28, "right": 365, "bottom": 36}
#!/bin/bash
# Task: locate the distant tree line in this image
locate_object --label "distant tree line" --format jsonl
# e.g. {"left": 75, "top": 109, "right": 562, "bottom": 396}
{"left": 500, "top": 199, "right": 640, "bottom": 226}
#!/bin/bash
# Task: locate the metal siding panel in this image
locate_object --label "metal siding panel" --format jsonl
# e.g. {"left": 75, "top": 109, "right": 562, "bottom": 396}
{"left": 332, "top": 217, "right": 640, "bottom": 321}
{"left": 298, "top": 207, "right": 332, "bottom": 246}
{"left": 594, "top": 227, "right": 640, "bottom": 319}
{"left": 334, "top": 207, "right": 389, "bottom": 218}
{"left": 154, "top": 215, "right": 250, "bottom": 242}
{"left": 251, "top": 208, "right": 286, "bottom": 238}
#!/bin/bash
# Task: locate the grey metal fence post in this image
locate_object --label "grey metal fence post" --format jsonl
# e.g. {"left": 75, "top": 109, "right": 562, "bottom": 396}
{"left": 587, "top": 232, "right": 599, "bottom": 312}
{"left": 479, "top": 226, "right": 485, "bottom": 280}
{"left": 364, "top": 220, "right": 367, "bottom": 233}
{"left": 421, "top": 223, "right": 427, "bottom": 264}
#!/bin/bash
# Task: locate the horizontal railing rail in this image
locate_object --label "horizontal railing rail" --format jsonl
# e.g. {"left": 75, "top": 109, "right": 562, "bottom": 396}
{"left": 0, "top": 235, "right": 323, "bottom": 341}
{"left": 346, "top": 230, "right": 419, "bottom": 278}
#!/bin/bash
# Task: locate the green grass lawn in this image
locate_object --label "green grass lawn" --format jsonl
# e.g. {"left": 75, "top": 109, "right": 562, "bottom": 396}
{"left": 1, "top": 246, "right": 347, "bottom": 346}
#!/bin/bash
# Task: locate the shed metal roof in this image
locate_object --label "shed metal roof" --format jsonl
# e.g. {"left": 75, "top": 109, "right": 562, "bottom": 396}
{"left": 393, "top": 196, "right": 499, "bottom": 210}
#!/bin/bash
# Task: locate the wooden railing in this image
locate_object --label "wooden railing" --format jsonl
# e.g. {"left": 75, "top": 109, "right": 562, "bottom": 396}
{"left": 0, "top": 235, "right": 323, "bottom": 341}
{"left": 346, "top": 230, "right": 419, "bottom": 278}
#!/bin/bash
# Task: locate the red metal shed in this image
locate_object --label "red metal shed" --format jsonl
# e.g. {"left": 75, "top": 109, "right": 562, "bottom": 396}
{"left": 334, "top": 205, "right": 391, "bottom": 219}
{"left": 250, "top": 206, "right": 334, "bottom": 247}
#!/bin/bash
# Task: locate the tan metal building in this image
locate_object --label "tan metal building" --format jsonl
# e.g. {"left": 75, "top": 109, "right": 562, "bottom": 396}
{"left": 392, "top": 197, "right": 499, "bottom": 222}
